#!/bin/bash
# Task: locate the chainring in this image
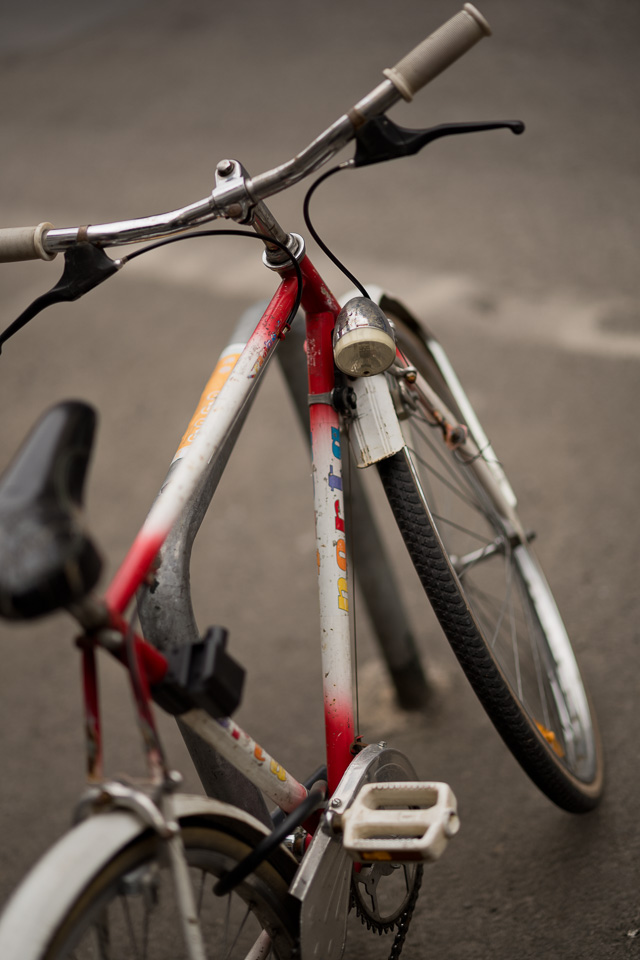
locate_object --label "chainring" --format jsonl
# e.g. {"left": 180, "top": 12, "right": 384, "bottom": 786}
{"left": 351, "top": 861, "right": 423, "bottom": 933}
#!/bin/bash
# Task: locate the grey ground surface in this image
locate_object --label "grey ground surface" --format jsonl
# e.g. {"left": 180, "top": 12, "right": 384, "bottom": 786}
{"left": 0, "top": 1, "right": 638, "bottom": 957}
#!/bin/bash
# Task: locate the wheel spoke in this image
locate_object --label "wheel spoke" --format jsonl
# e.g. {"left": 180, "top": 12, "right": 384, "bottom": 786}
{"left": 196, "top": 868, "right": 206, "bottom": 916}
{"left": 91, "top": 915, "right": 110, "bottom": 960}
{"left": 410, "top": 391, "right": 562, "bottom": 726}
{"left": 408, "top": 419, "right": 484, "bottom": 515}
{"left": 518, "top": 572, "right": 553, "bottom": 731}
{"left": 506, "top": 560, "right": 522, "bottom": 701}
{"left": 377, "top": 316, "right": 602, "bottom": 810}
{"left": 120, "top": 896, "right": 141, "bottom": 960}
{"left": 224, "top": 900, "right": 252, "bottom": 960}
{"left": 34, "top": 825, "right": 296, "bottom": 960}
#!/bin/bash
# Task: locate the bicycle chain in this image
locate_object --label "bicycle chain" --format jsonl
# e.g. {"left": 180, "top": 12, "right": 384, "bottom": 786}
{"left": 387, "top": 864, "right": 423, "bottom": 960}
{"left": 351, "top": 863, "right": 423, "bottom": 959}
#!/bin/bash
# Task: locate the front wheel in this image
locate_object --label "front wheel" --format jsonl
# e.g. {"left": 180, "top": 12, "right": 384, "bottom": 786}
{"left": 376, "top": 308, "right": 603, "bottom": 813}
{"left": 0, "top": 797, "right": 299, "bottom": 960}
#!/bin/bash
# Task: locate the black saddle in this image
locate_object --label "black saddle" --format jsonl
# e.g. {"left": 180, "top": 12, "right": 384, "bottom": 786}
{"left": 0, "top": 401, "right": 102, "bottom": 619}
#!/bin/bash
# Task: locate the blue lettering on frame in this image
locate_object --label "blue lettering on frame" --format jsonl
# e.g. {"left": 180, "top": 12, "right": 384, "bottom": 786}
{"left": 328, "top": 464, "right": 342, "bottom": 492}
{"left": 331, "top": 426, "right": 341, "bottom": 460}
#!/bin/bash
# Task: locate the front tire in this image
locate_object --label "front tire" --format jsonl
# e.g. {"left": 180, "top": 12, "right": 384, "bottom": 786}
{"left": 377, "top": 310, "right": 603, "bottom": 812}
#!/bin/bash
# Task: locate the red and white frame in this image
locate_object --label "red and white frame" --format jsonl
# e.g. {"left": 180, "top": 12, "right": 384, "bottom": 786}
{"left": 93, "top": 254, "right": 357, "bottom": 810}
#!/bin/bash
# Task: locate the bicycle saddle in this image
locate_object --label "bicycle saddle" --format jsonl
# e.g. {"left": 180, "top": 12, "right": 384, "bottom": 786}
{"left": 0, "top": 401, "right": 102, "bottom": 619}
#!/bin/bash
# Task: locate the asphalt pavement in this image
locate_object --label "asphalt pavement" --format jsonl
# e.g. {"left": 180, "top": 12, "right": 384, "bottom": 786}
{"left": 0, "top": 2, "right": 638, "bottom": 957}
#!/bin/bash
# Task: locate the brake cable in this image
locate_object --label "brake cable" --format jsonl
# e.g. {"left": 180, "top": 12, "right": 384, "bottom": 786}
{"left": 0, "top": 230, "right": 303, "bottom": 352}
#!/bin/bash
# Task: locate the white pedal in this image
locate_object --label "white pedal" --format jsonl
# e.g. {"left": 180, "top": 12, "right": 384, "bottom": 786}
{"left": 340, "top": 781, "right": 459, "bottom": 863}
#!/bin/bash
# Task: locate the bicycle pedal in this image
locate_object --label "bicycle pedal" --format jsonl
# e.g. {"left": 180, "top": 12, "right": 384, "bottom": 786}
{"left": 339, "top": 781, "right": 459, "bottom": 863}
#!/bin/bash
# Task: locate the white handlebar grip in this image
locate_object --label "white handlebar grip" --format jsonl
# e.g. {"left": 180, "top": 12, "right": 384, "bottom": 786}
{"left": 383, "top": 4, "right": 491, "bottom": 101}
{"left": 0, "top": 223, "right": 56, "bottom": 262}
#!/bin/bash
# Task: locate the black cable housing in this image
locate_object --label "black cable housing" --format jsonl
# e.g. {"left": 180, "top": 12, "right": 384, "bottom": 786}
{"left": 303, "top": 164, "right": 370, "bottom": 301}
{"left": 0, "top": 229, "right": 303, "bottom": 352}
{"left": 123, "top": 229, "right": 303, "bottom": 330}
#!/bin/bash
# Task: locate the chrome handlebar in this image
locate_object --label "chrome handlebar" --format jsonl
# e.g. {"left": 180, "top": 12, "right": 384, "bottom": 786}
{"left": 41, "top": 79, "right": 402, "bottom": 257}
{"left": 0, "top": 6, "right": 490, "bottom": 262}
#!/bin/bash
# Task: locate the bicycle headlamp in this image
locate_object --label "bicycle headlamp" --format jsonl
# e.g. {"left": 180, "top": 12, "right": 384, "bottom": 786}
{"left": 332, "top": 297, "right": 396, "bottom": 377}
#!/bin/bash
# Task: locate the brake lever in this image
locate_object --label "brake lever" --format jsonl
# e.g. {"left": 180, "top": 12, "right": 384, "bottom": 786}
{"left": 353, "top": 116, "right": 524, "bottom": 168}
{"left": 0, "top": 243, "right": 121, "bottom": 353}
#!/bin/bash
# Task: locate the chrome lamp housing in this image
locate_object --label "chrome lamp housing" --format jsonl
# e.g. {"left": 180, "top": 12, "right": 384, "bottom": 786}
{"left": 332, "top": 297, "right": 396, "bottom": 377}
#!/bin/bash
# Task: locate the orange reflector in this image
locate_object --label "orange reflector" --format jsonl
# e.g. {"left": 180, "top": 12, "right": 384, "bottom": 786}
{"left": 536, "top": 722, "right": 565, "bottom": 758}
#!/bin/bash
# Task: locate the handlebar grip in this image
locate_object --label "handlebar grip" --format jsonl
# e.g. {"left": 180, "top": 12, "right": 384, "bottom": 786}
{"left": 0, "top": 223, "right": 56, "bottom": 263}
{"left": 383, "top": 4, "right": 491, "bottom": 101}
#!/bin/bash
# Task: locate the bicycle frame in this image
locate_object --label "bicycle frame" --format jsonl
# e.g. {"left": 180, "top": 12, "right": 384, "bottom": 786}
{"left": 88, "top": 250, "right": 358, "bottom": 811}
{"left": 1, "top": 11, "right": 606, "bottom": 959}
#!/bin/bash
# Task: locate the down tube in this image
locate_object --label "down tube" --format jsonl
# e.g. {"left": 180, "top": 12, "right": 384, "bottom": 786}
{"left": 104, "top": 277, "right": 299, "bottom": 615}
{"left": 307, "top": 310, "right": 355, "bottom": 794}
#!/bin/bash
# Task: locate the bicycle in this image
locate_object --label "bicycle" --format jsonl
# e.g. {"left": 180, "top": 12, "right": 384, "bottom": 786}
{"left": 0, "top": 5, "right": 603, "bottom": 958}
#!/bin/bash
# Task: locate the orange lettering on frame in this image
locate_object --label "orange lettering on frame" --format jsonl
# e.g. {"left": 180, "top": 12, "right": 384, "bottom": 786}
{"left": 174, "top": 350, "right": 242, "bottom": 459}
